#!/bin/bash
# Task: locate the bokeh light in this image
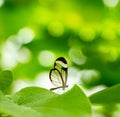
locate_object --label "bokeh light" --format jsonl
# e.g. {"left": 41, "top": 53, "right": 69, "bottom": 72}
{"left": 34, "top": 72, "right": 52, "bottom": 89}
{"left": 68, "top": 67, "right": 82, "bottom": 86}
{"left": 0, "top": 0, "right": 4, "bottom": 7}
{"left": 48, "top": 21, "right": 64, "bottom": 37}
{"left": 12, "top": 79, "right": 32, "bottom": 93}
{"left": 17, "top": 47, "right": 32, "bottom": 63}
{"left": 64, "top": 12, "right": 82, "bottom": 29}
{"left": 103, "top": 0, "right": 119, "bottom": 7}
{"left": 69, "top": 48, "right": 87, "bottom": 65}
{"left": 79, "top": 26, "right": 95, "bottom": 41}
{"left": 1, "top": 34, "right": 32, "bottom": 69}
{"left": 17, "top": 27, "right": 35, "bottom": 44}
{"left": 81, "top": 70, "right": 101, "bottom": 87}
{"left": 98, "top": 45, "right": 119, "bottom": 62}
{"left": 38, "top": 50, "right": 55, "bottom": 67}
{"left": 1, "top": 40, "right": 19, "bottom": 68}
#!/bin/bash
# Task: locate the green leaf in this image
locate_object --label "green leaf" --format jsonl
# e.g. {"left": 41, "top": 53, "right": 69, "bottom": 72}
{"left": 0, "top": 91, "right": 41, "bottom": 117}
{"left": 89, "top": 84, "right": 120, "bottom": 104}
{"left": 12, "top": 85, "right": 92, "bottom": 117}
{"left": 0, "top": 70, "right": 13, "bottom": 91}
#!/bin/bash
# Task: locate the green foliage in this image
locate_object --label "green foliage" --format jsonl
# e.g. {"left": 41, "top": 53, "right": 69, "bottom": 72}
{"left": 1, "top": 0, "right": 120, "bottom": 116}
{"left": 0, "top": 70, "right": 13, "bottom": 92}
{"left": 89, "top": 84, "right": 120, "bottom": 104}
{"left": 0, "top": 85, "right": 92, "bottom": 117}
{"left": 0, "top": 91, "right": 40, "bottom": 117}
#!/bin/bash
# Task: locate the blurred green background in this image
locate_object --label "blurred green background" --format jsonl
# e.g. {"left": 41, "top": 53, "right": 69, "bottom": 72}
{"left": 0, "top": 0, "right": 120, "bottom": 93}
{"left": 0, "top": 0, "right": 120, "bottom": 116}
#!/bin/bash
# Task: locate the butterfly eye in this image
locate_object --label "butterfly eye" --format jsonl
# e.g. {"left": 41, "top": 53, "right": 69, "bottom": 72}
{"left": 49, "top": 57, "right": 68, "bottom": 90}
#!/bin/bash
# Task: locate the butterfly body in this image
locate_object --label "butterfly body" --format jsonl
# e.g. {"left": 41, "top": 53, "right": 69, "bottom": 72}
{"left": 49, "top": 57, "right": 68, "bottom": 90}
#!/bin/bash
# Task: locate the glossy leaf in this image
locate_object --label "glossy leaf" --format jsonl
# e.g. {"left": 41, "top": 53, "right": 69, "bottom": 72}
{"left": 89, "top": 84, "right": 120, "bottom": 104}
{"left": 0, "top": 91, "right": 41, "bottom": 117}
{"left": 12, "top": 85, "right": 92, "bottom": 117}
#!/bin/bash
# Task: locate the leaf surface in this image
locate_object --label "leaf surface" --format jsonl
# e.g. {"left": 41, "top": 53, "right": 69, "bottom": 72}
{"left": 0, "top": 91, "right": 41, "bottom": 117}
{"left": 89, "top": 84, "right": 120, "bottom": 104}
{"left": 0, "top": 70, "right": 13, "bottom": 91}
{"left": 13, "top": 85, "right": 92, "bottom": 117}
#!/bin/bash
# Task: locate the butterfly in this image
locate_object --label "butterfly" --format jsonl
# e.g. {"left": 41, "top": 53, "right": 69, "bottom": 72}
{"left": 49, "top": 57, "right": 68, "bottom": 90}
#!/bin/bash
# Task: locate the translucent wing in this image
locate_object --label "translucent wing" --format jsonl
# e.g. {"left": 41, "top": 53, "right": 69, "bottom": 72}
{"left": 49, "top": 68, "right": 63, "bottom": 86}
{"left": 49, "top": 57, "right": 68, "bottom": 90}
{"left": 54, "top": 57, "right": 68, "bottom": 84}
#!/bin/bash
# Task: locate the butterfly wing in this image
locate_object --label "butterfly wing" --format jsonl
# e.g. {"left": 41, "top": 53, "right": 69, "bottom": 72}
{"left": 54, "top": 57, "right": 68, "bottom": 85}
{"left": 49, "top": 57, "right": 68, "bottom": 90}
{"left": 49, "top": 68, "right": 63, "bottom": 87}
